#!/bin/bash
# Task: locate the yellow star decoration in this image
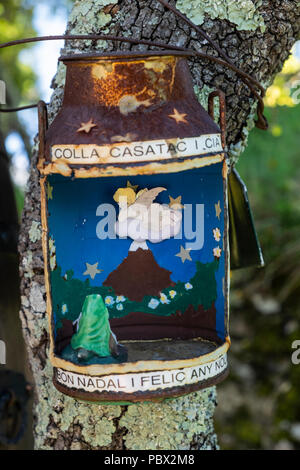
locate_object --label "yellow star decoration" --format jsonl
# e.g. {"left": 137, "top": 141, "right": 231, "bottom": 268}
{"left": 168, "top": 108, "right": 188, "bottom": 124}
{"left": 127, "top": 180, "right": 139, "bottom": 192}
{"left": 83, "top": 262, "right": 103, "bottom": 280}
{"left": 47, "top": 182, "right": 53, "bottom": 200}
{"left": 213, "top": 247, "right": 222, "bottom": 258}
{"left": 169, "top": 195, "right": 184, "bottom": 209}
{"left": 215, "top": 201, "right": 222, "bottom": 219}
{"left": 213, "top": 227, "right": 221, "bottom": 242}
{"left": 76, "top": 118, "right": 97, "bottom": 133}
{"left": 175, "top": 245, "right": 192, "bottom": 263}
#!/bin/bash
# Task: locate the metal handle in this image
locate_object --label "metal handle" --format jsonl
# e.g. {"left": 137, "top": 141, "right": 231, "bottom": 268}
{"left": 37, "top": 100, "right": 48, "bottom": 162}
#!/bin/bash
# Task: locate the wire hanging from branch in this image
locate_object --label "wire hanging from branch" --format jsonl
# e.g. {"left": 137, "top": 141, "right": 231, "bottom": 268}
{"left": 0, "top": 0, "right": 268, "bottom": 129}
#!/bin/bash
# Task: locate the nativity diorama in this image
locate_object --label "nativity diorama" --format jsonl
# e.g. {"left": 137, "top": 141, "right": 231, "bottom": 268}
{"left": 38, "top": 51, "right": 230, "bottom": 402}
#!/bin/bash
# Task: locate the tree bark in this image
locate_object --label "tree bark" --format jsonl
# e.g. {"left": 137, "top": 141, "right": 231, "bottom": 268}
{"left": 18, "top": 0, "right": 300, "bottom": 450}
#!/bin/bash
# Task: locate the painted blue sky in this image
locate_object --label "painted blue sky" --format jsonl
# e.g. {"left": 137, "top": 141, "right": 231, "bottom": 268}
{"left": 48, "top": 165, "right": 225, "bottom": 283}
{"left": 47, "top": 163, "right": 226, "bottom": 336}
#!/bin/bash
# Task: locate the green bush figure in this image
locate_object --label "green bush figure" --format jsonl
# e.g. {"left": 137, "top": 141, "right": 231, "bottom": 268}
{"left": 71, "top": 294, "right": 116, "bottom": 361}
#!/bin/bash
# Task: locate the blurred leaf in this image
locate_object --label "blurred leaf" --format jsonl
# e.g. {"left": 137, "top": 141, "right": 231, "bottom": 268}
{"left": 265, "top": 53, "right": 300, "bottom": 108}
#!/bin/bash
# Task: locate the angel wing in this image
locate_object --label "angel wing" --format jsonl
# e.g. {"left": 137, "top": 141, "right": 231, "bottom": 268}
{"left": 133, "top": 187, "right": 167, "bottom": 208}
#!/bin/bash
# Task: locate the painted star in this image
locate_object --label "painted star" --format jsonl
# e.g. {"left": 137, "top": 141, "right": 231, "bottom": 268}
{"left": 213, "top": 246, "right": 222, "bottom": 258}
{"left": 83, "top": 262, "right": 103, "bottom": 280}
{"left": 47, "top": 182, "right": 53, "bottom": 200}
{"left": 175, "top": 245, "right": 192, "bottom": 263}
{"left": 213, "top": 227, "right": 221, "bottom": 242}
{"left": 169, "top": 195, "right": 184, "bottom": 209}
{"left": 76, "top": 118, "right": 97, "bottom": 133}
{"left": 215, "top": 201, "right": 222, "bottom": 219}
{"left": 168, "top": 108, "right": 188, "bottom": 124}
{"left": 127, "top": 180, "right": 139, "bottom": 192}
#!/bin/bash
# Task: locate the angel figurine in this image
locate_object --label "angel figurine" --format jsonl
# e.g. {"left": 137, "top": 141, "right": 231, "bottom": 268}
{"left": 113, "top": 184, "right": 183, "bottom": 251}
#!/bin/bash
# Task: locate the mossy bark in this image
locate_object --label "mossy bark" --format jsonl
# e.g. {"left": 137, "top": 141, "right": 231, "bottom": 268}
{"left": 19, "top": 0, "right": 300, "bottom": 450}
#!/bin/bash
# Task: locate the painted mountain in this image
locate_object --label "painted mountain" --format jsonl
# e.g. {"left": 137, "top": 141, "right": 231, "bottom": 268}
{"left": 103, "top": 248, "right": 175, "bottom": 302}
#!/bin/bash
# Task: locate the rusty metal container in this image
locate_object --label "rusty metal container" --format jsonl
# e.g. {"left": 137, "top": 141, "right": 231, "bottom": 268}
{"left": 38, "top": 51, "right": 229, "bottom": 403}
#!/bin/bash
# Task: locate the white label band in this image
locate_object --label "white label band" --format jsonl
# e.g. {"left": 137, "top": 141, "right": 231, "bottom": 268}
{"left": 51, "top": 134, "right": 223, "bottom": 165}
{"left": 56, "top": 353, "right": 227, "bottom": 394}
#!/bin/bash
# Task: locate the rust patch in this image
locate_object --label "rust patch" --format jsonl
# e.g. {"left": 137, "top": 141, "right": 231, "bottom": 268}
{"left": 90, "top": 57, "right": 176, "bottom": 108}
{"left": 70, "top": 154, "right": 224, "bottom": 179}
{"left": 222, "top": 159, "right": 228, "bottom": 179}
{"left": 144, "top": 59, "right": 169, "bottom": 73}
{"left": 118, "top": 94, "right": 152, "bottom": 115}
{"left": 41, "top": 162, "right": 72, "bottom": 177}
{"left": 111, "top": 133, "right": 137, "bottom": 143}
{"left": 91, "top": 62, "right": 113, "bottom": 80}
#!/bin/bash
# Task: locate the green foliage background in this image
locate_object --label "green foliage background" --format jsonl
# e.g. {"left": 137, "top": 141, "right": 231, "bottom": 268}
{"left": 215, "top": 103, "right": 300, "bottom": 450}
{"left": 0, "top": 0, "right": 38, "bottom": 154}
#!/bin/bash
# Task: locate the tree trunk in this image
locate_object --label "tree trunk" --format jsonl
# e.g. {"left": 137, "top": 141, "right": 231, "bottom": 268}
{"left": 18, "top": 0, "right": 300, "bottom": 450}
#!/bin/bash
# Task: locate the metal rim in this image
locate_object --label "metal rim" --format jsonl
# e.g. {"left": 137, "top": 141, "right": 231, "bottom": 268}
{"left": 59, "top": 49, "right": 193, "bottom": 62}
{"left": 53, "top": 367, "right": 229, "bottom": 403}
